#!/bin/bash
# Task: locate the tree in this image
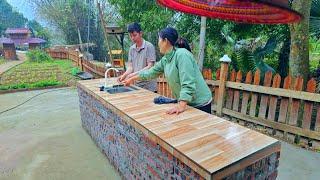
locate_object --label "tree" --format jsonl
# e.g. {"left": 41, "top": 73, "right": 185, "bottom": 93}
{"left": 310, "top": 0, "right": 320, "bottom": 38}
{"left": 107, "top": 0, "right": 174, "bottom": 33}
{"left": 27, "top": 20, "right": 51, "bottom": 45}
{"left": 30, "top": 0, "right": 109, "bottom": 60}
{"left": 0, "top": 0, "right": 27, "bottom": 34}
{"left": 106, "top": 0, "right": 175, "bottom": 55}
{"left": 289, "top": 0, "right": 312, "bottom": 84}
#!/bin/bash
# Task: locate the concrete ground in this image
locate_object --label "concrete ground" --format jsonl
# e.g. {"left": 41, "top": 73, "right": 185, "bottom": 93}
{"left": 0, "top": 88, "right": 319, "bottom": 180}
{"left": 0, "top": 88, "right": 120, "bottom": 180}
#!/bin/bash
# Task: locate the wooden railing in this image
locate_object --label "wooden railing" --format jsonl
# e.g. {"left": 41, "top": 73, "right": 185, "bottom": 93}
{"left": 47, "top": 48, "right": 320, "bottom": 149}
{"left": 159, "top": 65, "right": 320, "bottom": 150}
{"left": 47, "top": 48, "right": 114, "bottom": 77}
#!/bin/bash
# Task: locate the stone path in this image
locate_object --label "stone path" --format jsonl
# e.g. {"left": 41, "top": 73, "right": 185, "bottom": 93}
{"left": 0, "top": 51, "right": 27, "bottom": 76}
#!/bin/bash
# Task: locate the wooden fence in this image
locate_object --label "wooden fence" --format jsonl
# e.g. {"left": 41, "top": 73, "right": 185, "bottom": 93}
{"left": 207, "top": 63, "right": 320, "bottom": 149}
{"left": 159, "top": 64, "right": 320, "bottom": 149}
{"left": 47, "top": 48, "right": 116, "bottom": 77}
{"left": 47, "top": 48, "right": 320, "bottom": 149}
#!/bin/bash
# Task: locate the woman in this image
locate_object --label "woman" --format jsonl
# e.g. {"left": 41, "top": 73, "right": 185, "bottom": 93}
{"left": 122, "top": 27, "right": 212, "bottom": 114}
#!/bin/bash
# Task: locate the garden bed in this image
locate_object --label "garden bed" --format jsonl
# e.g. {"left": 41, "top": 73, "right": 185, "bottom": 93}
{"left": 0, "top": 59, "right": 79, "bottom": 91}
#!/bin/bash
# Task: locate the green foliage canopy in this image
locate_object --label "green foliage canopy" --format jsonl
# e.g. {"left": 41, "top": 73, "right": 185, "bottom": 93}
{"left": 0, "top": 0, "right": 27, "bottom": 34}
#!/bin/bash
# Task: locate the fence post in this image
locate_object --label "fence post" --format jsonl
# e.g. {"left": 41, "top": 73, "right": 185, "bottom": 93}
{"left": 67, "top": 49, "right": 70, "bottom": 60}
{"left": 216, "top": 55, "right": 231, "bottom": 117}
{"left": 79, "top": 56, "right": 84, "bottom": 71}
{"left": 77, "top": 51, "right": 80, "bottom": 67}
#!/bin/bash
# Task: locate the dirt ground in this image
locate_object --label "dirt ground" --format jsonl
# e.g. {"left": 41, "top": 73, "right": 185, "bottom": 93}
{"left": 0, "top": 88, "right": 319, "bottom": 180}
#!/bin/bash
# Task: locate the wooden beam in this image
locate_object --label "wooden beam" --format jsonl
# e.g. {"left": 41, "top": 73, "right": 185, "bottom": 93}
{"left": 205, "top": 80, "right": 219, "bottom": 86}
{"left": 222, "top": 108, "right": 320, "bottom": 140}
{"left": 225, "top": 82, "right": 320, "bottom": 102}
{"left": 216, "top": 62, "right": 229, "bottom": 116}
{"left": 206, "top": 80, "right": 320, "bottom": 103}
{"left": 212, "top": 142, "right": 281, "bottom": 179}
{"left": 82, "top": 63, "right": 104, "bottom": 77}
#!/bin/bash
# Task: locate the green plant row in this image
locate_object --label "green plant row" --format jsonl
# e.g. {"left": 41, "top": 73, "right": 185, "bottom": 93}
{"left": 0, "top": 80, "right": 64, "bottom": 91}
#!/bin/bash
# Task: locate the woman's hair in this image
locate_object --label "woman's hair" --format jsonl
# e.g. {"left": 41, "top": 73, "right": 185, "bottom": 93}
{"left": 158, "top": 27, "right": 191, "bottom": 52}
{"left": 158, "top": 27, "right": 178, "bottom": 46}
{"left": 175, "top": 37, "right": 192, "bottom": 52}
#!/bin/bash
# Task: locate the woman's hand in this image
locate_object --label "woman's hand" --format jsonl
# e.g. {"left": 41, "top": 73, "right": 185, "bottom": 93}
{"left": 126, "top": 73, "right": 137, "bottom": 80}
{"left": 121, "top": 75, "right": 139, "bottom": 86}
{"left": 166, "top": 101, "right": 187, "bottom": 115}
{"left": 117, "top": 74, "right": 126, "bottom": 83}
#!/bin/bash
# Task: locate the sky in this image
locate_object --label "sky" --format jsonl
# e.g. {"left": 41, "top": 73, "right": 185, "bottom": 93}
{"left": 7, "top": 0, "right": 35, "bottom": 19}
{"left": 6, "top": 0, "right": 63, "bottom": 44}
{"left": 6, "top": 0, "right": 48, "bottom": 25}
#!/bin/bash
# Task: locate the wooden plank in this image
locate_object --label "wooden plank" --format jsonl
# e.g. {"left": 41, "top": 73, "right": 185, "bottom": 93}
{"left": 225, "top": 70, "right": 236, "bottom": 109}
{"left": 157, "top": 76, "right": 164, "bottom": 95}
{"left": 205, "top": 80, "right": 219, "bottom": 86}
{"left": 207, "top": 69, "right": 212, "bottom": 80}
{"left": 232, "top": 71, "right": 242, "bottom": 112}
{"left": 288, "top": 76, "right": 304, "bottom": 126}
{"left": 212, "top": 142, "right": 280, "bottom": 179}
{"left": 200, "top": 130, "right": 277, "bottom": 173}
{"left": 249, "top": 70, "right": 261, "bottom": 117}
{"left": 217, "top": 64, "right": 229, "bottom": 116}
{"left": 222, "top": 108, "right": 320, "bottom": 140}
{"left": 258, "top": 71, "right": 273, "bottom": 119}
{"left": 278, "top": 76, "right": 292, "bottom": 123}
{"left": 214, "top": 69, "right": 221, "bottom": 104}
{"left": 267, "top": 74, "right": 281, "bottom": 121}
{"left": 83, "top": 62, "right": 104, "bottom": 76}
{"left": 159, "top": 125, "right": 197, "bottom": 139}
{"left": 168, "top": 121, "right": 227, "bottom": 147}
{"left": 224, "top": 81, "right": 320, "bottom": 103}
{"left": 316, "top": 104, "right": 320, "bottom": 132}
{"left": 240, "top": 71, "right": 253, "bottom": 114}
{"left": 202, "top": 68, "right": 212, "bottom": 80}
{"left": 302, "top": 79, "right": 317, "bottom": 130}
{"left": 162, "top": 75, "right": 166, "bottom": 97}
{"left": 166, "top": 81, "right": 171, "bottom": 98}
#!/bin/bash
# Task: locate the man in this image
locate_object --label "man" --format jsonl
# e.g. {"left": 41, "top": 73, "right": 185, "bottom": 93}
{"left": 118, "top": 22, "right": 157, "bottom": 92}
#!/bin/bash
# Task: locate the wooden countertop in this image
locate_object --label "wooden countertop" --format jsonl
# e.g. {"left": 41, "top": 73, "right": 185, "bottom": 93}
{"left": 77, "top": 78, "right": 281, "bottom": 179}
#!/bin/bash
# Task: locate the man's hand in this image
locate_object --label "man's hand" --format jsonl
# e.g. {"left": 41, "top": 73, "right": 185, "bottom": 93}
{"left": 166, "top": 101, "right": 187, "bottom": 115}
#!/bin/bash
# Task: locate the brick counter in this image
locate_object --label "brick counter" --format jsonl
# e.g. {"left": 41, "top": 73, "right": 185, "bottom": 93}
{"left": 77, "top": 79, "right": 281, "bottom": 179}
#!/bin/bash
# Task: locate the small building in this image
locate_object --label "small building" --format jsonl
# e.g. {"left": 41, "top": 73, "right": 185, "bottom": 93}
{"left": 0, "top": 37, "right": 17, "bottom": 60}
{"left": 28, "top": 38, "right": 46, "bottom": 49}
{"left": 5, "top": 28, "right": 31, "bottom": 41}
{"left": 3, "top": 28, "right": 46, "bottom": 50}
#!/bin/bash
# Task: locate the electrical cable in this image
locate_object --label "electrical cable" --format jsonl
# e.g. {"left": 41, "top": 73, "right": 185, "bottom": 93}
{"left": 0, "top": 88, "right": 70, "bottom": 115}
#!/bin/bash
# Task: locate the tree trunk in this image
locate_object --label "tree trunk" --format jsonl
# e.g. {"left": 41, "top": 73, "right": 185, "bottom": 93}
{"left": 289, "top": 0, "right": 312, "bottom": 85}
{"left": 198, "top": 16, "right": 206, "bottom": 71}
{"left": 278, "top": 35, "right": 290, "bottom": 78}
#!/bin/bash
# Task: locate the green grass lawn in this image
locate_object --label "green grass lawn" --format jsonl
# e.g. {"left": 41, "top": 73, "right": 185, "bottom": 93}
{"left": 0, "top": 59, "right": 79, "bottom": 91}
{"left": 0, "top": 57, "right": 5, "bottom": 65}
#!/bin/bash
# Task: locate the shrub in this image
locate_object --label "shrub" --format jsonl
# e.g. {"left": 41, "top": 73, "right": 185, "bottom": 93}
{"left": 26, "top": 49, "right": 53, "bottom": 62}
{"left": 71, "top": 67, "right": 81, "bottom": 76}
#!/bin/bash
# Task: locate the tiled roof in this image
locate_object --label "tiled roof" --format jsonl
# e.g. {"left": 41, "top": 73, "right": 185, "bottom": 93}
{"left": 28, "top": 38, "right": 46, "bottom": 44}
{"left": 5, "top": 28, "right": 31, "bottom": 34}
{"left": 0, "top": 37, "right": 14, "bottom": 44}
{"left": 0, "top": 37, "right": 46, "bottom": 46}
